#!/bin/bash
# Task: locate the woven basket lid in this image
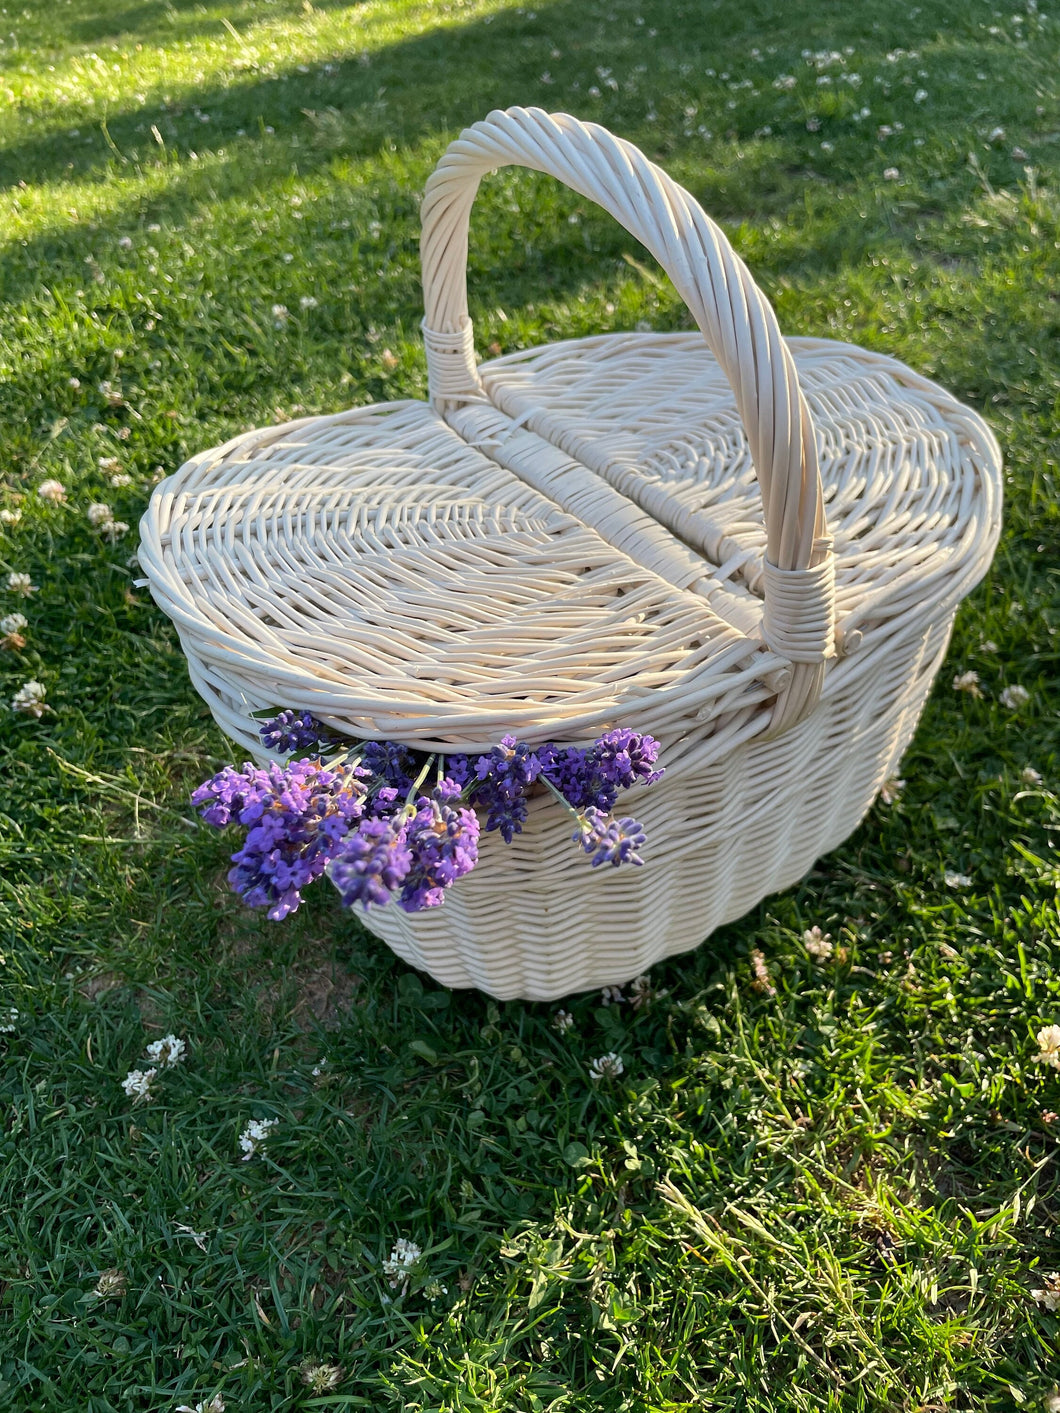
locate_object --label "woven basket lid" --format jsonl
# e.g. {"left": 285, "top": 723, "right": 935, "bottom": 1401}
{"left": 138, "top": 109, "right": 1001, "bottom": 758}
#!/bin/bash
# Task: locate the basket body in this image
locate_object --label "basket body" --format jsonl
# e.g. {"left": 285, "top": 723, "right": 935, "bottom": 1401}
{"left": 364, "top": 606, "right": 952, "bottom": 999}
{"left": 138, "top": 109, "right": 1002, "bottom": 1000}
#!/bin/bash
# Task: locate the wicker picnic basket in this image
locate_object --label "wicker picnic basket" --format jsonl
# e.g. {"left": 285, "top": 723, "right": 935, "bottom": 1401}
{"left": 139, "top": 108, "right": 1002, "bottom": 1000}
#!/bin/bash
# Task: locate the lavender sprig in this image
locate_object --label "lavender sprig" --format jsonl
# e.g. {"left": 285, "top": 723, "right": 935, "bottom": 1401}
{"left": 195, "top": 720, "right": 663, "bottom": 920}
{"left": 573, "top": 807, "right": 647, "bottom": 868}
{"left": 538, "top": 729, "right": 662, "bottom": 812}
{"left": 326, "top": 815, "right": 413, "bottom": 910}
{"left": 470, "top": 734, "right": 542, "bottom": 842}
{"left": 192, "top": 758, "right": 368, "bottom": 919}
{"left": 398, "top": 780, "right": 480, "bottom": 911}
{"left": 259, "top": 709, "right": 332, "bottom": 756}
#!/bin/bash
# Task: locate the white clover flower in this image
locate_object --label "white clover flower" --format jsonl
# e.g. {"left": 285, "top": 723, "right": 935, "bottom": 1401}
{"left": 271, "top": 303, "right": 289, "bottom": 324}
{"left": 552, "top": 1009, "right": 574, "bottom": 1034}
{"left": 988, "top": 125, "right": 1006, "bottom": 143}
{"left": 979, "top": 638, "right": 998, "bottom": 653}
{"left": 121, "top": 1067, "right": 157, "bottom": 1101}
{"left": 1033, "top": 1025, "right": 1060, "bottom": 1070}
{"left": 312, "top": 1059, "right": 329, "bottom": 1077}
{"left": 11, "top": 680, "right": 47, "bottom": 717}
{"left": 87, "top": 502, "right": 114, "bottom": 527}
{"left": 239, "top": 1116, "right": 278, "bottom": 1159}
{"left": 145, "top": 1034, "right": 186, "bottom": 1068}
{"left": 1, "top": 612, "right": 27, "bottom": 635}
{"left": 117, "top": 235, "right": 133, "bottom": 249}
{"left": 879, "top": 776, "right": 905, "bottom": 804}
{"left": 820, "top": 141, "right": 835, "bottom": 153}
{"left": 773, "top": 74, "right": 797, "bottom": 89}
{"left": 914, "top": 88, "right": 928, "bottom": 102}
{"left": 93, "top": 1267, "right": 128, "bottom": 1299}
{"left": 877, "top": 123, "right": 893, "bottom": 138}
{"left": 100, "top": 520, "right": 130, "bottom": 542}
{"left": 1031, "top": 1273, "right": 1060, "bottom": 1311}
{"left": 68, "top": 377, "right": 81, "bottom": 389}
{"left": 36, "top": 479, "right": 66, "bottom": 503}
{"left": 299, "top": 295, "right": 318, "bottom": 309}
{"left": 589, "top": 1052, "right": 624, "bottom": 1081}
{"left": 175, "top": 1397, "right": 225, "bottom": 1413}
{"left": 383, "top": 1237, "right": 422, "bottom": 1289}
{"left": 1000, "top": 684, "right": 1030, "bottom": 709}
{"left": 1044, "top": 1389, "right": 1060, "bottom": 1413}
{"left": 1021, "top": 767, "right": 1043, "bottom": 786}
{"left": 110, "top": 472, "right": 133, "bottom": 487}
{"left": 8, "top": 572, "right": 37, "bottom": 596}
{"left": 803, "top": 926, "right": 834, "bottom": 961}
{"left": 952, "top": 670, "right": 983, "bottom": 697}
{"left": 300, "top": 1363, "right": 343, "bottom": 1392}
{"left": 944, "top": 871, "right": 972, "bottom": 889}
{"left": 750, "top": 947, "right": 776, "bottom": 996}
{"left": 0, "top": 1007, "right": 19, "bottom": 1033}
{"left": 600, "top": 985, "right": 624, "bottom": 1007}
{"left": 0, "top": 508, "right": 21, "bottom": 525}
{"left": 629, "top": 973, "right": 663, "bottom": 1009}
{"left": 883, "top": 166, "right": 901, "bottom": 180}
{"left": 99, "top": 455, "right": 122, "bottom": 472}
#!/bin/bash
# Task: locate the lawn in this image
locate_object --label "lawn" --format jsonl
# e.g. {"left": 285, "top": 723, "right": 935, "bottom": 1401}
{"left": 1, "top": 0, "right": 1059, "bottom": 1408}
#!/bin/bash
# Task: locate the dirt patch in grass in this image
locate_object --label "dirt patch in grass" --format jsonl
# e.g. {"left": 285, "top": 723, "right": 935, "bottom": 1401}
{"left": 77, "top": 970, "right": 125, "bottom": 1001}
{"left": 287, "top": 957, "right": 363, "bottom": 1029}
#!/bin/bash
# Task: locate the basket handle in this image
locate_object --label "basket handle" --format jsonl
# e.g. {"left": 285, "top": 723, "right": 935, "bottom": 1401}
{"left": 420, "top": 107, "right": 835, "bottom": 730}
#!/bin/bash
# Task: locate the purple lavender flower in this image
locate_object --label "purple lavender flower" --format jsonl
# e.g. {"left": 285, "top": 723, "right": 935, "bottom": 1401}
{"left": 574, "top": 807, "right": 647, "bottom": 868}
{"left": 592, "top": 729, "right": 663, "bottom": 790}
{"left": 326, "top": 816, "right": 413, "bottom": 910}
{"left": 442, "top": 753, "right": 471, "bottom": 788}
{"left": 259, "top": 709, "right": 331, "bottom": 756}
{"left": 194, "top": 759, "right": 367, "bottom": 919}
{"left": 472, "top": 735, "right": 541, "bottom": 841}
{"left": 537, "top": 743, "right": 600, "bottom": 809}
{"left": 539, "top": 731, "right": 663, "bottom": 812}
{"left": 366, "top": 785, "right": 402, "bottom": 818}
{"left": 191, "top": 763, "right": 263, "bottom": 828}
{"left": 361, "top": 740, "right": 423, "bottom": 793}
{"left": 481, "top": 791, "right": 529, "bottom": 844}
{"left": 474, "top": 735, "right": 541, "bottom": 795}
{"left": 399, "top": 782, "right": 480, "bottom": 911}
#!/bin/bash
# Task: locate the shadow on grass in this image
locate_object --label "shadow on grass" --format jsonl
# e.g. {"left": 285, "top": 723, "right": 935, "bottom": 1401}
{"left": 1, "top": 0, "right": 1042, "bottom": 390}
{"left": 27, "top": 0, "right": 368, "bottom": 54}
{"left": 3, "top": 0, "right": 1030, "bottom": 196}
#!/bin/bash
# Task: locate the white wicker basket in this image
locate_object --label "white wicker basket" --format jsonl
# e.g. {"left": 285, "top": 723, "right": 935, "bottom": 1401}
{"left": 139, "top": 108, "right": 1002, "bottom": 1000}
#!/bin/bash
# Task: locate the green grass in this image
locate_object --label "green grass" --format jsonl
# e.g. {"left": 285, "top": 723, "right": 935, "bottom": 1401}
{"left": 1, "top": 0, "right": 1059, "bottom": 1407}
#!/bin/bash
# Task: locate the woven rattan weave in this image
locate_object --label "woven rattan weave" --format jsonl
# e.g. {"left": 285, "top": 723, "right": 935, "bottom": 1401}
{"left": 139, "top": 108, "right": 1002, "bottom": 999}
